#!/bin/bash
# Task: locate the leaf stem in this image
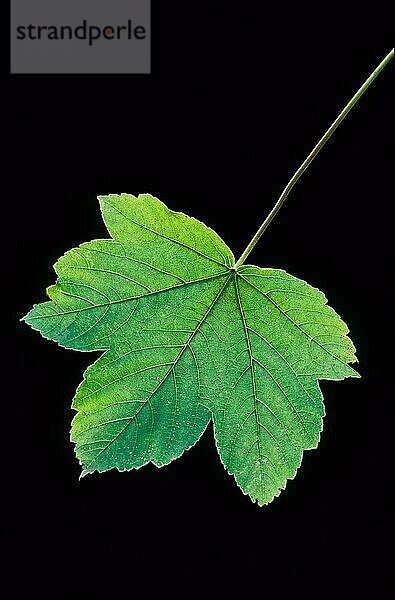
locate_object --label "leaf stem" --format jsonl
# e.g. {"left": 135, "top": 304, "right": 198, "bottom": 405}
{"left": 235, "top": 48, "right": 394, "bottom": 269}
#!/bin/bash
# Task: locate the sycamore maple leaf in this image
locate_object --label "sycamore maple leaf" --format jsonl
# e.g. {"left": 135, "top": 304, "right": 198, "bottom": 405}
{"left": 23, "top": 194, "right": 358, "bottom": 505}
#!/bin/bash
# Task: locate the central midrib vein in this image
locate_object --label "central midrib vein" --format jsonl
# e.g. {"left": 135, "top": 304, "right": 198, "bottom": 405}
{"left": 234, "top": 275, "right": 264, "bottom": 491}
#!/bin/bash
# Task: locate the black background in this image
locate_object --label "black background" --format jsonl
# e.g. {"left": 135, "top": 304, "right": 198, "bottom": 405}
{"left": 6, "top": 1, "right": 393, "bottom": 596}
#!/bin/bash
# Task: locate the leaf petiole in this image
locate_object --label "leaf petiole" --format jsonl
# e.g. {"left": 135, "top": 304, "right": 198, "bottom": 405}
{"left": 235, "top": 48, "right": 394, "bottom": 269}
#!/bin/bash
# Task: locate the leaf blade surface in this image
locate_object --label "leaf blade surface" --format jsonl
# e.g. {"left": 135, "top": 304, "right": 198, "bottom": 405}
{"left": 24, "top": 194, "right": 358, "bottom": 505}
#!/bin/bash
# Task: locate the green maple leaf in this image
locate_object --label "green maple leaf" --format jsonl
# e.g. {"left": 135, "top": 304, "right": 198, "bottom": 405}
{"left": 24, "top": 50, "right": 394, "bottom": 505}
{"left": 24, "top": 193, "right": 358, "bottom": 505}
